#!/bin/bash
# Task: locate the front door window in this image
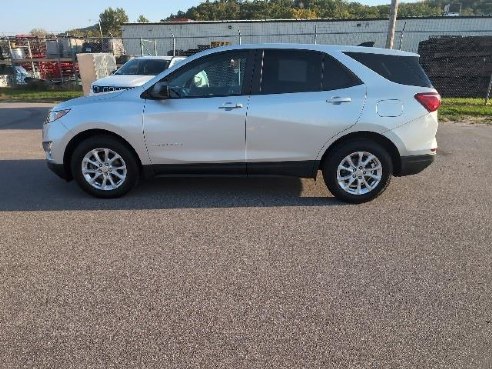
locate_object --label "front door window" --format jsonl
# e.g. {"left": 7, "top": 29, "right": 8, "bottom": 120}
{"left": 166, "top": 51, "right": 249, "bottom": 98}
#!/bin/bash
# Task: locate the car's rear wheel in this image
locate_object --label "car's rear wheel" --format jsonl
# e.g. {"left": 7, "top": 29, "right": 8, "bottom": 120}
{"left": 323, "top": 140, "right": 393, "bottom": 203}
{"left": 71, "top": 136, "right": 139, "bottom": 198}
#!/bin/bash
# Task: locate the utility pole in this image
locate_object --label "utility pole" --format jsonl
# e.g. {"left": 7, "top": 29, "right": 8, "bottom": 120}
{"left": 98, "top": 20, "right": 103, "bottom": 40}
{"left": 385, "top": 0, "right": 399, "bottom": 49}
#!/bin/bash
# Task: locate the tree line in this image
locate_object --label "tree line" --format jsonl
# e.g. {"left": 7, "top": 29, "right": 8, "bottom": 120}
{"left": 166, "top": 0, "right": 491, "bottom": 21}
{"left": 30, "top": 1, "right": 490, "bottom": 38}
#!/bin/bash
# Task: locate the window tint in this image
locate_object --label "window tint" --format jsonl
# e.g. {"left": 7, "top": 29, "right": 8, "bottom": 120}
{"left": 322, "top": 56, "right": 362, "bottom": 91}
{"left": 345, "top": 52, "right": 432, "bottom": 88}
{"left": 261, "top": 50, "right": 322, "bottom": 94}
{"left": 167, "top": 51, "right": 248, "bottom": 98}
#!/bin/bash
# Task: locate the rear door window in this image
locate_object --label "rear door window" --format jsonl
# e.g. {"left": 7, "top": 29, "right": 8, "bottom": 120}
{"left": 259, "top": 49, "right": 362, "bottom": 94}
{"left": 345, "top": 52, "right": 432, "bottom": 88}
{"left": 260, "top": 49, "right": 322, "bottom": 94}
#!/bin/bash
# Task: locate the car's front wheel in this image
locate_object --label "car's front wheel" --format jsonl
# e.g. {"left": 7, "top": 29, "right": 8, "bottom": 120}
{"left": 322, "top": 140, "right": 393, "bottom": 203}
{"left": 71, "top": 136, "right": 139, "bottom": 198}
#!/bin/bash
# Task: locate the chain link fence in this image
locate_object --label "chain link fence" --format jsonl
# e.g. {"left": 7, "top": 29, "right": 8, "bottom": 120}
{"left": 1, "top": 23, "right": 491, "bottom": 100}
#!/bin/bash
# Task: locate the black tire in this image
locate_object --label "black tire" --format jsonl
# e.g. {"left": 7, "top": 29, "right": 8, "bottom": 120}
{"left": 71, "top": 135, "right": 139, "bottom": 198}
{"left": 322, "top": 139, "right": 393, "bottom": 204}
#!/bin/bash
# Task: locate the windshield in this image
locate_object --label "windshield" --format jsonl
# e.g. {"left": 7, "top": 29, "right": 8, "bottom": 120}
{"left": 115, "top": 59, "right": 171, "bottom": 76}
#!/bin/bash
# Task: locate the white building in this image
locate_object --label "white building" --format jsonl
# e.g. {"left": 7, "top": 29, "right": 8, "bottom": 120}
{"left": 122, "top": 16, "right": 492, "bottom": 56}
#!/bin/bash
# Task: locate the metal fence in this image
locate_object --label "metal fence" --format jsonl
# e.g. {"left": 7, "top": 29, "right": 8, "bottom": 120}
{"left": 1, "top": 26, "right": 491, "bottom": 100}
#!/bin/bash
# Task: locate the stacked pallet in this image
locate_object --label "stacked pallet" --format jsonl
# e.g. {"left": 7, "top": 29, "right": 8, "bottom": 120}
{"left": 18, "top": 60, "right": 79, "bottom": 80}
{"left": 418, "top": 36, "right": 492, "bottom": 98}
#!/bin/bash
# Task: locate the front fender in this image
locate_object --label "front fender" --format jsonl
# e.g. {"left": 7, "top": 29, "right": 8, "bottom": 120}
{"left": 60, "top": 100, "right": 151, "bottom": 166}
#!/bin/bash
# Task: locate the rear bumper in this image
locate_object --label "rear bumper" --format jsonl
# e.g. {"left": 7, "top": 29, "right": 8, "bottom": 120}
{"left": 397, "top": 154, "right": 435, "bottom": 176}
{"left": 47, "top": 161, "right": 69, "bottom": 180}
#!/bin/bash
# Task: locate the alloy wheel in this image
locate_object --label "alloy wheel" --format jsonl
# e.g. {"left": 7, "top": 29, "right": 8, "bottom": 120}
{"left": 81, "top": 148, "right": 127, "bottom": 191}
{"left": 336, "top": 151, "right": 383, "bottom": 195}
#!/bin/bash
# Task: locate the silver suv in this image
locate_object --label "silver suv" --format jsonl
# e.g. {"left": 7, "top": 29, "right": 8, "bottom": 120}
{"left": 43, "top": 44, "right": 440, "bottom": 203}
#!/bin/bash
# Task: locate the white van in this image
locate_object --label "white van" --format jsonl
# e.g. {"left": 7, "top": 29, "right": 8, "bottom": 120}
{"left": 90, "top": 56, "right": 185, "bottom": 95}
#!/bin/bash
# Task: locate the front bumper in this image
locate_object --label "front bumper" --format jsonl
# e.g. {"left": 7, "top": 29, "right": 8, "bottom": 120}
{"left": 397, "top": 154, "right": 435, "bottom": 177}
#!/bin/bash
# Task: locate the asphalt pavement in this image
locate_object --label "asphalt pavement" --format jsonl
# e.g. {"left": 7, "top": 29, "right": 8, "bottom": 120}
{"left": 0, "top": 102, "right": 491, "bottom": 368}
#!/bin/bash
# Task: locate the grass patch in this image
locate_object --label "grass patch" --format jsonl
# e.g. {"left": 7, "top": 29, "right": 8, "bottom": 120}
{"left": 440, "top": 98, "right": 492, "bottom": 123}
{"left": 0, "top": 87, "right": 83, "bottom": 103}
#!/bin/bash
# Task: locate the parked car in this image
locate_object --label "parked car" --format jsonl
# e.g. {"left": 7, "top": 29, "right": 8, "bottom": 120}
{"left": 43, "top": 44, "right": 440, "bottom": 203}
{"left": 90, "top": 56, "right": 186, "bottom": 95}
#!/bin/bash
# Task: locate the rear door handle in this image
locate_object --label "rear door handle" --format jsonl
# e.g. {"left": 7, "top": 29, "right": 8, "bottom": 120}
{"left": 218, "top": 103, "right": 243, "bottom": 110}
{"left": 327, "top": 97, "right": 352, "bottom": 104}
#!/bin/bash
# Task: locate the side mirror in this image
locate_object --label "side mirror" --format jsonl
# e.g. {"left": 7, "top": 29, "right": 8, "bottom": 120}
{"left": 150, "top": 82, "right": 170, "bottom": 99}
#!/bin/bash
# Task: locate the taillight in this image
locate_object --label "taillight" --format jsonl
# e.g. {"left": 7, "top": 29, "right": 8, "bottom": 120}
{"left": 415, "top": 92, "right": 441, "bottom": 112}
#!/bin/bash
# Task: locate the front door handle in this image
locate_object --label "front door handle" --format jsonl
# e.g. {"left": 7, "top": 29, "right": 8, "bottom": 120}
{"left": 218, "top": 103, "right": 244, "bottom": 110}
{"left": 327, "top": 97, "right": 352, "bottom": 104}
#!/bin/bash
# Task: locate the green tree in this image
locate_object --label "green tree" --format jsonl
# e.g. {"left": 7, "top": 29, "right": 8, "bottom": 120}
{"left": 163, "top": 0, "right": 489, "bottom": 22}
{"left": 137, "top": 15, "right": 150, "bottom": 23}
{"left": 426, "top": 0, "right": 492, "bottom": 15}
{"left": 65, "top": 24, "right": 101, "bottom": 38}
{"left": 398, "top": 2, "right": 441, "bottom": 17}
{"left": 99, "top": 7, "right": 129, "bottom": 37}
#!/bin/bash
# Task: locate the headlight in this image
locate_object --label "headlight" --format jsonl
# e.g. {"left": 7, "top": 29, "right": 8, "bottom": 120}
{"left": 46, "top": 109, "right": 71, "bottom": 124}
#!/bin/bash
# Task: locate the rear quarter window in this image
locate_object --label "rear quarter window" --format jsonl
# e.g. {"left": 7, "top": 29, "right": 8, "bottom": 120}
{"left": 323, "top": 56, "right": 363, "bottom": 91}
{"left": 345, "top": 52, "right": 432, "bottom": 88}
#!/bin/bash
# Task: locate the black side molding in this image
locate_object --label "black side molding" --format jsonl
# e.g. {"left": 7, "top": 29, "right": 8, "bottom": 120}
{"left": 247, "top": 161, "right": 319, "bottom": 178}
{"left": 397, "top": 154, "right": 435, "bottom": 177}
{"left": 144, "top": 161, "right": 320, "bottom": 179}
{"left": 152, "top": 163, "right": 246, "bottom": 176}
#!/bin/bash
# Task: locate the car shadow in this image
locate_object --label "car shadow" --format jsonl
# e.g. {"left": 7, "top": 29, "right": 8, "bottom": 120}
{"left": 0, "top": 160, "right": 340, "bottom": 211}
{"left": 0, "top": 107, "right": 51, "bottom": 130}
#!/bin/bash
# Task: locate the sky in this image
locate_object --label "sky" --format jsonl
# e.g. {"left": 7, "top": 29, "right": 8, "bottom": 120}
{"left": 0, "top": 0, "right": 417, "bottom": 35}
